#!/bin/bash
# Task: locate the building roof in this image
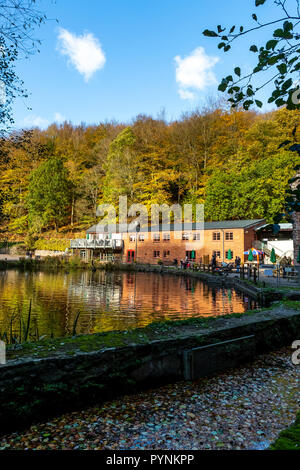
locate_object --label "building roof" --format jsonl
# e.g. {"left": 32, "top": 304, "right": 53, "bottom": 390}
{"left": 87, "top": 219, "right": 265, "bottom": 233}
{"left": 254, "top": 223, "right": 293, "bottom": 232}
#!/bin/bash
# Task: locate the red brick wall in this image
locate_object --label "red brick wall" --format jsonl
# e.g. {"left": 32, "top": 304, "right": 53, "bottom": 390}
{"left": 122, "top": 227, "right": 259, "bottom": 264}
{"left": 293, "top": 212, "right": 300, "bottom": 265}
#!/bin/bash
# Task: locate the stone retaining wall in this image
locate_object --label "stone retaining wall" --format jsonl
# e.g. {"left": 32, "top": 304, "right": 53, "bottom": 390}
{"left": 0, "top": 306, "right": 299, "bottom": 435}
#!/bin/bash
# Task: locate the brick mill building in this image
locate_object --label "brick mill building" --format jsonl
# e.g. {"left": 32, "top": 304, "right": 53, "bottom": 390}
{"left": 294, "top": 212, "right": 300, "bottom": 266}
{"left": 71, "top": 219, "right": 266, "bottom": 265}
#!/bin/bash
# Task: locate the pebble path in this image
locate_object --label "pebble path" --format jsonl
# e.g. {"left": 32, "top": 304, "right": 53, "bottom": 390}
{"left": 0, "top": 347, "right": 299, "bottom": 450}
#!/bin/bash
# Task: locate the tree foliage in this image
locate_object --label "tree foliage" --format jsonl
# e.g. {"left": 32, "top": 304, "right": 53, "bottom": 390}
{"left": 27, "top": 157, "right": 71, "bottom": 231}
{"left": 203, "top": 0, "right": 300, "bottom": 110}
{"left": 0, "top": 0, "right": 47, "bottom": 131}
{"left": 203, "top": 0, "right": 300, "bottom": 220}
{"left": 0, "top": 106, "right": 299, "bottom": 236}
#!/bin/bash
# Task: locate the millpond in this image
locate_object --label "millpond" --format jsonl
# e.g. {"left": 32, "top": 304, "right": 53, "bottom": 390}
{"left": 0, "top": 269, "right": 259, "bottom": 342}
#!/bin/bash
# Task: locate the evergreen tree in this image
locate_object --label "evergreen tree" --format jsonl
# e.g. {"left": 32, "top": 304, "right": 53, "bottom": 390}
{"left": 27, "top": 158, "right": 71, "bottom": 231}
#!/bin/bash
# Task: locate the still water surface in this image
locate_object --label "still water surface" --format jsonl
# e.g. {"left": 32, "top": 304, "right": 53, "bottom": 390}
{"left": 0, "top": 270, "right": 258, "bottom": 339}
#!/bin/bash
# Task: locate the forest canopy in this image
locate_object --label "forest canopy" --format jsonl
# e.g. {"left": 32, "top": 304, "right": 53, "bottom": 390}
{"left": 0, "top": 105, "right": 299, "bottom": 237}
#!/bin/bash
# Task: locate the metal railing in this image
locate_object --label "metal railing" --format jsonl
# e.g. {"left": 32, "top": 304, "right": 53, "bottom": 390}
{"left": 70, "top": 239, "right": 123, "bottom": 250}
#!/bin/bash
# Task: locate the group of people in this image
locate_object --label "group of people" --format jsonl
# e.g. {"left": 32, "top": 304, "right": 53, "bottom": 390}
{"left": 174, "top": 253, "right": 243, "bottom": 272}
{"left": 180, "top": 256, "right": 191, "bottom": 270}
{"left": 210, "top": 254, "right": 242, "bottom": 272}
{"left": 172, "top": 257, "right": 192, "bottom": 269}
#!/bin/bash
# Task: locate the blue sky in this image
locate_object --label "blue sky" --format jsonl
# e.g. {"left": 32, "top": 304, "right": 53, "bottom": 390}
{"left": 12, "top": 0, "right": 276, "bottom": 129}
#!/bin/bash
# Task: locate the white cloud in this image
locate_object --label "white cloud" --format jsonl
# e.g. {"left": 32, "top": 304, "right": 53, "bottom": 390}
{"left": 174, "top": 47, "right": 219, "bottom": 100}
{"left": 22, "top": 112, "right": 66, "bottom": 129}
{"left": 23, "top": 114, "right": 50, "bottom": 129}
{"left": 54, "top": 112, "right": 66, "bottom": 123}
{"left": 178, "top": 89, "right": 195, "bottom": 100}
{"left": 57, "top": 28, "right": 106, "bottom": 81}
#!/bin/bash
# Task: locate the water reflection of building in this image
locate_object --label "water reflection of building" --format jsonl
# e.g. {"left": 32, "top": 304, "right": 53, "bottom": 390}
{"left": 118, "top": 272, "right": 256, "bottom": 318}
{"left": 67, "top": 271, "right": 123, "bottom": 306}
{"left": 0, "top": 270, "right": 258, "bottom": 340}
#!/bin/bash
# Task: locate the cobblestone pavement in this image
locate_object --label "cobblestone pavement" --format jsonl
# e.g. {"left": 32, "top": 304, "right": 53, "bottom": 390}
{"left": 0, "top": 347, "right": 299, "bottom": 450}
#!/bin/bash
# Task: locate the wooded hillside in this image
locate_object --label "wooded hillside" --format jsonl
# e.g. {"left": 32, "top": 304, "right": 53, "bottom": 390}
{"left": 0, "top": 105, "right": 299, "bottom": 238}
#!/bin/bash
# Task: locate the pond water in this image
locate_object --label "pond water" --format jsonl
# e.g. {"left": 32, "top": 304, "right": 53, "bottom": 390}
{"left": 0, "top": 270, "right": 259, "bottom": 341}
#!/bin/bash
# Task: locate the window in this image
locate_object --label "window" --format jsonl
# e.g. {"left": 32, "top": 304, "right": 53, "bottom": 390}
{"left": 163, "top": 233, "right": 170, "bottom": 241}
{"left": 226, "top": 251, "right": 234, "bottom": 259}
{"left": 129, "top": 235, "right": 136, "bottom": 242}
{"left": 213, "top": 232, "right": 221, "bottom": 241}
{"left": 139, "top": 234, "right": 145, "bottom": 242}
{"left": 213, "top": 250, "right": 221, "bottom": 258}
{"left": 225, "top": 232, "right": 233, "bottom": 241}
{"left": 153, "top": 234, "right": 160, "bottom": 242}
{"left": 163, "top": 250, "right": 170, "bottom": 257}
{"left": 182, "top": 233, "right": 189, "bottom": 241}
{"left": 153, "top": 250, "right": 160, "bottom": 258}
{"left": 193, "top": 233, "right": 200, "bottom": 241}
{"left": 186, "top": 250, "right": 196, "bottom": 260}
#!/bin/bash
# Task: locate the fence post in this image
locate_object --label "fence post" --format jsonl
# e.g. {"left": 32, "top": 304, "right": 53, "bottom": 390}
{"left": 241, "top": 264, "right": 245, "bottom": 280}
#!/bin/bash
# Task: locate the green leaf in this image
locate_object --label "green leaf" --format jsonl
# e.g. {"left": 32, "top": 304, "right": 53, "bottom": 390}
{"left": 253, "top": 65, "right": 263, "bottom": 73}
{"left": 218, "top": 80, "right": 227, "bottom": 92}
{"left": 268, "top": 56, "right": 280, "bottom": 65}
{"left": 275, "top": 98, "right": 286, "bottom": 107}
{"left": 203, "top": 29, "right": 218, "bottom": 37}
{"left": 282, "top": 78, "right": 293, "bottom": 91}
{"left": 277, "top": 63, "right": 287, "bottom": 74}
{"left": 252, "top": 14, "right": 258, "bottom": 21}
{"left": 255, "top": 0, "right": 266, "bottom": 5}
{"left": 234, "top": 67, "right": 241, "bottom": 77}
{"left": 273, "top": 28, "right": 284, "bottom": 37}
{"left": 266, "top": 39, "right": 278, "bottom": 50}
{"left": 274, "top": 28, "right": 293, "bottom": 39}
{"left": 250, "top": 45, "right": 258, "bottom": 52}
{"left": 255, "top": 100, "right": 263, "bottom": 108}
{"left": 243, "top": 100, "right": 254, "bottom": 110}
{"left": 283, "top": 21, "right": 293, "bottom": 32}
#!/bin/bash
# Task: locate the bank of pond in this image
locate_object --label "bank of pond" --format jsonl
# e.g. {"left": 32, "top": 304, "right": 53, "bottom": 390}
{"left": 0, "top": 268, "right": 259, "bottom": 344}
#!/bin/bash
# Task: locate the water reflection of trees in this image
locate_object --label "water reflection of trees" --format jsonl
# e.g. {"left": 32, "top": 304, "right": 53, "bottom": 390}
{"left": 0, "top": 270, "right": 258, "bottom": 340}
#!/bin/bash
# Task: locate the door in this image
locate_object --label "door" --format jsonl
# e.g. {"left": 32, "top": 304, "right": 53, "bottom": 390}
{"left": 127, "top": 250, "right": 135, "bottom": 262}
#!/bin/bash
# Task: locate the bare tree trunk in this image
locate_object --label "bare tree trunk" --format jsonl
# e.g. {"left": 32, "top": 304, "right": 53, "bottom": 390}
{"left": 71, "top": 194, "right": 75, "bottom": 229}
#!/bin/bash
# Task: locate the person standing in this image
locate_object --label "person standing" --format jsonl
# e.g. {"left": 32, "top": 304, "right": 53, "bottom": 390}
{"left": 211, "top": 253, "right": 217, "bottom": 273}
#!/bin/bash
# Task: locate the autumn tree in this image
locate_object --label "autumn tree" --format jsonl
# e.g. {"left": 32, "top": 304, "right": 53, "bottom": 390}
{"left": 203, "top": 0, "right": 300, "bottom": 227}
{"left": 27, "top": 158, "right": 71, "bottom": 232}
{"left": 102, "top": 127, "right": 140, "bottom": 207}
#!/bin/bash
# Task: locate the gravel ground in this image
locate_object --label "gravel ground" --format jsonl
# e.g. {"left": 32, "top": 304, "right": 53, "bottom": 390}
{"left": 0, "top": 347, "right": 299, "bottom": 451}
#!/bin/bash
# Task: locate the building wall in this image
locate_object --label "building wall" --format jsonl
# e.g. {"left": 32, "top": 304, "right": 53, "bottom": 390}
{"left": 122, "top": 227, "right": 258, "bottom": 264}
{"left": 293, "top": 211, "right": 300, "bottom": 265}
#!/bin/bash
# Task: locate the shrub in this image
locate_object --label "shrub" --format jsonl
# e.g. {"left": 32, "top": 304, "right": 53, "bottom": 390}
{"left": 34, "top": 239, "right": 70, "bottom": 252}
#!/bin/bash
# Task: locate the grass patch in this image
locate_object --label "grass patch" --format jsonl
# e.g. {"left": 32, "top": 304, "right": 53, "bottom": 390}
{"left": 5, "top": 304, "right": 286, "bottom": 361}
{"left": 279, "top": 300, "right": 300, "bottom": 310}
{"left": 270, "top": 412, "right": 300, "bottom": 450}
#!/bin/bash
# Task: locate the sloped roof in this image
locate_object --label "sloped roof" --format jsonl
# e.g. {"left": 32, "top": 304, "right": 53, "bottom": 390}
{"left": 87, "top": 219, "right": 265, "bottom": 233}
{"left": 255, "top": 223, "right": 293, "bottom": 231}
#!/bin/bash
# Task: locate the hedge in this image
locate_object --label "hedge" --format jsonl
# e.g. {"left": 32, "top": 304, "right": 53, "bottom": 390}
{"left": 34, "top": 239, "right": 70, "bottom": 252}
